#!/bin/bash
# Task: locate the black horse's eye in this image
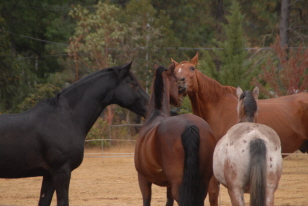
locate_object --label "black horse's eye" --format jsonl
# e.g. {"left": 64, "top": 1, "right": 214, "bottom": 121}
{"left": 190, "top": 67, "right": 195, "bottom": 71}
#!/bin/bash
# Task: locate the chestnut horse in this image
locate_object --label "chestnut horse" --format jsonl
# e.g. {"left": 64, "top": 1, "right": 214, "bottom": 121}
{"left": 134, "top": 64, "right": 216, "bottom": 206}
{"left": 172, "top": 52, "right": 308, "bottom": 206}
{"left": 213, "top": 87, "right": 282, "bottom": 206}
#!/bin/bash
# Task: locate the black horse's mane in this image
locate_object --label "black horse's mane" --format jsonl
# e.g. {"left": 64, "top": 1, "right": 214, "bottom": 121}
{"left": 154, "top": 66, "right": 165, "bottom": 110}
{"left": 239, "top": 91, "right": 257, "bottom": 121}
{"left": 46, "top": 66, "right": 123, "bottom": 107}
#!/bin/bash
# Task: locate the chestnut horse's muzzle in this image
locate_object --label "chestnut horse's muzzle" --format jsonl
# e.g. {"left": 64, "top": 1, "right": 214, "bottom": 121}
{"left": 177, "top": 80, "right": 187, "bottom": 95}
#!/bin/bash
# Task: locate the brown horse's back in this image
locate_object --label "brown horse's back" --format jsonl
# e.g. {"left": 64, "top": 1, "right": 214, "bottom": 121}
{"left": 156, "top": 114, "right": 216, "bottom": 185}
{"left": 135, "top": 113, "right": 216, "bottom": 203}
{"left": 258, "top": 93, "right": 308, "bottom": 153}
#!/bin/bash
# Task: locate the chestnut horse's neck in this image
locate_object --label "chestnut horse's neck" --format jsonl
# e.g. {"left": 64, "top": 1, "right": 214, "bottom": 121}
{"left": 189, "top": 70, "right": 237, "bottom": 117}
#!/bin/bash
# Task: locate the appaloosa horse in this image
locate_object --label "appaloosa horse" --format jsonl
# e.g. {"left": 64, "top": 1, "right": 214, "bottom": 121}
{"left": 172, "top": 52, "right": 308, "bottom": 206}
{"left": 213, "top": 87, "right": 282, "bottom": 206}
{"left": 0, "top": 62, "right": 148, "bottom": 206}
{"left": 135, "top": 64, "right": 216, "bottom": 206}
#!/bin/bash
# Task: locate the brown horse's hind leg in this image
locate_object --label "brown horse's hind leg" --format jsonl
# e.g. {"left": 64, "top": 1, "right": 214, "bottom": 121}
{"left": 138, "top": 173, "right": 152, "bottom": 206}
{"left": 166, "top": 187, "right": 174, "bottom": 206}
{"left": 39, "top": 175, "right": 55, "bottom": 206}
{"left": 208, "top": 176, "right": 220, "bottom": 206}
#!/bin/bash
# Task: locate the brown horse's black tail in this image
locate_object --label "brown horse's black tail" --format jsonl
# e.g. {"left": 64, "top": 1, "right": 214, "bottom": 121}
{"left": 249, "top": 138, "right": 267, "bottom": 206}
{"left": 179, "top": 124, "right": 201, "bottom": 206}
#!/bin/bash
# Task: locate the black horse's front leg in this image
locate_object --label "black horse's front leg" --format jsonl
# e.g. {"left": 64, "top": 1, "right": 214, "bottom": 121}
{"left": 138, "top": 173, "right": 152, "bottom": 206}
{"left": 39, "top": 175, "right": 55, "bottom": 206}
{"left": 166, "top": 187, "right": 174, "bottom": 206}
{"left": 53, "top": 167, "right": 71, "bottom": 206}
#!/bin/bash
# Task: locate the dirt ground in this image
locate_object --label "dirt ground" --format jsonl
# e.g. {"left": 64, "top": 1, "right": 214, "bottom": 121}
{"left": 0, "top": 146, "right": 307, "bottom": 206}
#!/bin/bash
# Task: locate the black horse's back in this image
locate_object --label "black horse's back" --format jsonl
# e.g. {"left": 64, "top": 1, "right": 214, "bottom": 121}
{"left": 0, "top": 63, "right": 148, "bottom": 205}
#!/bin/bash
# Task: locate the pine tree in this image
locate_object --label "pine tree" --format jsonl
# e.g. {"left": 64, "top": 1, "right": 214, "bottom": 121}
{"left": 199, "top": 1, "right": 256, "bottom": 89}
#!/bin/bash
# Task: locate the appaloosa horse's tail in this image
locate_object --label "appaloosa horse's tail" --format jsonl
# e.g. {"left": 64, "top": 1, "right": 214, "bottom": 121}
{"left": 179, "top": 124, "right": 201, "bottom": 206}
{"left": 249, "top": 138, "right": 267, "bottom": 206}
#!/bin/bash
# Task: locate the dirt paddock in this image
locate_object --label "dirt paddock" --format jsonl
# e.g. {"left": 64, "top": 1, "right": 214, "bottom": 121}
{"left": 0, "top": 146, "right": 307, "bottom": 206}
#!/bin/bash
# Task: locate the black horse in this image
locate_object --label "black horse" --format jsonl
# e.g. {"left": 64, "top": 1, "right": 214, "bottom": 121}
{"left": 0, "top": 62, "right": 148, "bottom": 206}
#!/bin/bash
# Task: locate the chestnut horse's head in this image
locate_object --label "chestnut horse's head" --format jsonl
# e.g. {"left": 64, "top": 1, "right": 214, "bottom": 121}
{"left": 154, "top": 63, "right": 185, "bottom": 108}
{"left": 171, "top": 52, "right": 199, "bottom": 96}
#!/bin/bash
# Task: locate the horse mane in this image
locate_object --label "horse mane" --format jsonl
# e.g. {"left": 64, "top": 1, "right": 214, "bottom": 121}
{"left": 239, "top": 91, "right": 258, "bottom": 122}
{"left": 46, "top": 66, "right": 123, "bottom": 107}
{"left": 193, "top": 68, "right": 236, "bottom": 102}
{"left": 154, "top": 66, "right": 165, "bottom": 110}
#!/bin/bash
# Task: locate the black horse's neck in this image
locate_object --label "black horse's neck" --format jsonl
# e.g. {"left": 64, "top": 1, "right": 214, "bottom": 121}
{"left": 146, "top": 67, "right": 170, "bottom": 124}
{"left": 48, "top": 68, "right": 120, "bottom": 135}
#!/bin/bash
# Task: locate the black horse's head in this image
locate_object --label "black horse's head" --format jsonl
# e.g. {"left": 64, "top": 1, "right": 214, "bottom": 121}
{"left": 113, "top": 62, "right": 149, "bottom": 118}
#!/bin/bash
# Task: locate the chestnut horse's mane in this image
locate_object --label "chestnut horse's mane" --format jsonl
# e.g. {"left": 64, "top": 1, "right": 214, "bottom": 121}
{"left": 189, "top": 65, "right": 236, "bottom": 103}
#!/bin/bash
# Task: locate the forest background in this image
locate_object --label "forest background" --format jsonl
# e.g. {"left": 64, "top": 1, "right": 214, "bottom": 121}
{"left": 0, "top": 0, "right": 307, "bottom": 138}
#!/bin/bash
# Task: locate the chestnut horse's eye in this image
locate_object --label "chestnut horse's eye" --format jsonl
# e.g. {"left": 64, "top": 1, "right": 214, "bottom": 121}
{"left": 190, "top": 67, "right": 195, "bottom": 71}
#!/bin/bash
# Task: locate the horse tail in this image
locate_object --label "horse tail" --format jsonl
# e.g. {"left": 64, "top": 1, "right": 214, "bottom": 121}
{"left": 249, "top": 138, "right": 267, "bottom": 206}
{"left": 179, "top": 124, "right": 200, "bottom": 206}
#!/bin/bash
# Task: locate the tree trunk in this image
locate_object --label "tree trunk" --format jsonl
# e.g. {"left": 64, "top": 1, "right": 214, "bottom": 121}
{"left": 280, "top": 0, "right": 290, "bottom": 47}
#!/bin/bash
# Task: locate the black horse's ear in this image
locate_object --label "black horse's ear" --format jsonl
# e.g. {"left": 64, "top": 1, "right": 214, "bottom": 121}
{"left": 120, "top": 61, "right": 132, "bottom": 78}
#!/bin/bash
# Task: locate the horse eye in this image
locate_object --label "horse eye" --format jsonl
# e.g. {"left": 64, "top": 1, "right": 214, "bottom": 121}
{"left": 190, "top": 67, "right": 195, "bottom": 71}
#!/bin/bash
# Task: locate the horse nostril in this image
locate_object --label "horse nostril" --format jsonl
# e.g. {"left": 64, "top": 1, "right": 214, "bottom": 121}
{"left": 181, "top": 77, "right": 185, "bottom": 81}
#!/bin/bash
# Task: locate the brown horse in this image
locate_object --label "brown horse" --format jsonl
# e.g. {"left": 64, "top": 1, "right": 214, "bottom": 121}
{"left": 172, "top": 52, "right": 308, "bottom": 206}
{"left": 134, "top": 64, "right": 216, "bottom": 206}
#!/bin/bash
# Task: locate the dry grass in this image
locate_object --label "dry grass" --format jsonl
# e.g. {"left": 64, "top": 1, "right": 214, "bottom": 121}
{"left": 0, "top": 146, "right": 307, "bottom": 206}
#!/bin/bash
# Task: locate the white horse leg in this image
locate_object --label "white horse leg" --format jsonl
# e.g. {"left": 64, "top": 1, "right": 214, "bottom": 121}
{"left": 227, "top": 187, "right": 245, "bottom": 206}
{"left": 266, "top": 188, "right": 276, "bottom": 206}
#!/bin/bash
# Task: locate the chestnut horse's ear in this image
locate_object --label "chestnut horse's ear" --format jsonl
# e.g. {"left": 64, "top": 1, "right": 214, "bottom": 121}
{"left": 166, "top": 62, "right": 175, "bottom": 75}
{"left": 236, "top": 86, "right": 243, "bottom": 99}
{"left": 171, "top": 58, "right": 179, "bottom": 66}
{"left": 252, "top": 87, "right": 259, "bottom": 100}
{"left": 190, "top": 52, "right": 199, "bottom": 65}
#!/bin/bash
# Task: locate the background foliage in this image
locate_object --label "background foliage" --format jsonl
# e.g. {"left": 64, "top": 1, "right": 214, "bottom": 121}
{"left": 0, "top": 0, "right": 307, "bottom": 121}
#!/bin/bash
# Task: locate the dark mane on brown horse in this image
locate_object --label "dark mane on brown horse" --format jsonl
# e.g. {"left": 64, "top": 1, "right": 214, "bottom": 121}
{"left": 154, "top": 66, "right": 165, "bottom": 110}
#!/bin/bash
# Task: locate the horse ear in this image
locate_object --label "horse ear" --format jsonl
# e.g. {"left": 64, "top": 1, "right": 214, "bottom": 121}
{"left": 171, "top": 58, "right": 179, "bottom": 66}
{"left": 153, "top": 63, "right": 159, "bottom": 70}
{"left": 166, "top": 62, "right": 175, "bottom": 75}
{"left": 120, "top": 62, "right": 132, "bottom": 78}
{"left": 190, "top": 52, "right": 199, "bottom": 65}
{"left": 236, "top": 86, "right": 243, "bottom": 99}
{"left": 153, "top": 63, "right": 159, "bottom": 78}
{"left": 252, "top": 87, "right": 259, "bottom": 100}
